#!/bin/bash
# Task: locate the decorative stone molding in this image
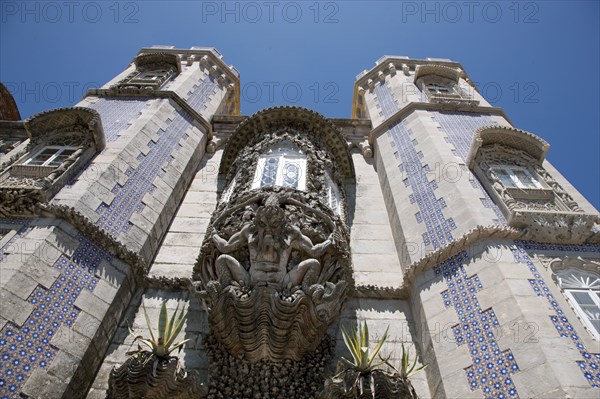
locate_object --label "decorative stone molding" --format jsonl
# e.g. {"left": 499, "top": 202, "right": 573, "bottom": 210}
{"left": 466, "top": 125, "right": 550, "bottom": 168}
{"left": 220, "top": 106, "right": 355, "bottom": 179}
{"left": 548, "top": 256, "right": 600, "bottom": 277}
{"left": 24, "top": 107, "right": 105, "bottom": 151}
{"left": 133, "top": 52, "right": 182, "bottom": 73}
{"left": 413, "top": 64, "right": 462, "bottom": 83}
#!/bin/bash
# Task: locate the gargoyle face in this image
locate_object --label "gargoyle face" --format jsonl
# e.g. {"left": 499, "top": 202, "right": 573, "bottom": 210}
{"left": 255, "top": 205, "right": 286, "bottom": 243}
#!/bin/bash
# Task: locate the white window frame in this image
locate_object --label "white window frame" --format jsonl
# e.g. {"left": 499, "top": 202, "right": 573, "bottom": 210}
{"left": 133, "top": 69, "right": 171, "bottom": 82}
{"left": 22, "top": 146, "right": 79, "bottom": 167}
{"left": 557, "top": 269, "right": 600, "bottom": 340}
{"left": 324, "top": 171, "right": 341, "bottom": 215}
{"left": 425, "top": 82, "right": 455, "bottom": 95}
{"left": 222, "top": 171, "right": 239, "bottom": 203}
{"left": 491, "top": 165, "right": 543, "bottom": 189}
{"left": 251, "top": 144, "right": 307, "bottom": 191}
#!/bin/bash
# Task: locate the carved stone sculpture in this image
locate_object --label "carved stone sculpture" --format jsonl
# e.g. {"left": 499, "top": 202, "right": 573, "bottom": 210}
{"left": 191, "top": 188, "right": 351, "bottom": 363}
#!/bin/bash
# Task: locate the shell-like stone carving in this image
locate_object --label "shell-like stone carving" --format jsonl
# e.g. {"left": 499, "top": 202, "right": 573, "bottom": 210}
{"left": 203, "top": 281, "right": 346, "bottom": 362}
{"left": 106, "top": 354, "right": 207, "bottom": 399}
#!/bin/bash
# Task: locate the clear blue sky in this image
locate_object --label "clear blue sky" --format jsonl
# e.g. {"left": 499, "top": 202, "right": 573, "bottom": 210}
{"left": 1, "top": 1, "right": 599, "bottom": 208}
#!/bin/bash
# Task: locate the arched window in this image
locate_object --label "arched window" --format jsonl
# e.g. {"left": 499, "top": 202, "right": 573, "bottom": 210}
{"left": 251, "top": 142, "right": 307, "bottom": 190}
{"left": 556, "top": 268, "right": 600, "bottom": 340}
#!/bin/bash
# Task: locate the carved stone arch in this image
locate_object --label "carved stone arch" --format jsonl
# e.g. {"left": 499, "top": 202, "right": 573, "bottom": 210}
{"left": 133, "top": 52, "right": 182, "bottom": 73}
{"left": 413, "top": 64, "right": 462, "bottom": 83}
{"left": 467, "top": 125, "right": 549, "bottom": 169}
{"left": 24, "top": 106, "right": 105, "bottom": 151}
{"left": 549, "top": 256, "right": 600, "bottom": 287}
{"left": 219, "top": 106, "right": 355, "bottom": 179}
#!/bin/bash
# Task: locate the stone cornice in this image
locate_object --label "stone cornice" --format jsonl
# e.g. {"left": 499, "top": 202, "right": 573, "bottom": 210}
{"left": 368, "top": 102, "right": 511, "bottom": 145}
{"left": 354, "top": 224, "right": 600, "bottom": 300}
{"left": 86, "top": 88, "right": 213, "bottom": 139}
{"left": 355, "top": 56, "right": 466, "bottom": 88}
{"left": 38, "top": 203, "right": 148, "bottom": 283}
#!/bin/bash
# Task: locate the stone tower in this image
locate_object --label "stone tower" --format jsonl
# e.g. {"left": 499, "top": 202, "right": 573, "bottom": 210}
{"left": 0, "top": 47, "right": 598, "bottom": 399}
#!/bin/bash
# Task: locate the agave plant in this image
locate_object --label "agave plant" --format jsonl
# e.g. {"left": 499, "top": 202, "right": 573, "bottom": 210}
{"left": 108, "top": 301, "right": 207, "bottom": 398}
{"left": 394, "top": 343, "right": 427, "bottom": 380}
{"left": 320, "top": 321, "right": 425, "bottom": 399}
{"left": 339, "top": 321, "right": 389, "bottom": 373}
{"left": 127, "top": 301, "right": 191, "bottom": 372}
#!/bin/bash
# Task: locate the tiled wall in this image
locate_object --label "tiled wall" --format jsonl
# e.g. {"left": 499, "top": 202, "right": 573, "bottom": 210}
{"left": 512, "top": 241, "right": 600, "bottom": 388}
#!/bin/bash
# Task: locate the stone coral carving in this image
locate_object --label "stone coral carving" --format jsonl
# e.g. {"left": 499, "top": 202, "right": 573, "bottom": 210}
{"left": 107, "top": 354, "right": 206, "bottom": 399}
{"left": 192, "top": 187, "right": 351, "bottom": 362}
{"left": 204, "top": 332, "right": 335, "bottom": 399}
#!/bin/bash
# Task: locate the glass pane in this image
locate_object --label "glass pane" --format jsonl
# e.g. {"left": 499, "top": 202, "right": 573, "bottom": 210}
{"left": 260, "top": 157, "right": 279, "bottom": 187}
{"left": 28, "top": 148, "right": 57, "bottom": 165}
{"left": 282, "top": 161, "right": 300, "bottom": 189}
{"left": 495, "top": 169, "right": 516, "bottom": 188}
{"left": 571, "top": 291, "right": 596, "bottom": 305}
{"left": 592, "top": 320, "right": 600, "bottom": 335}
{"left": 580, "top": 305, "right": 600, "bottom": 321}
{"left": 513, "top": 169, "right": 538, "bottom": 188}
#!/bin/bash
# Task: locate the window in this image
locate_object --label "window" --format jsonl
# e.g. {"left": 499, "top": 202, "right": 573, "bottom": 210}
{"left": 23, "top": 146, "right": 78, "bottom": 167}
{"left": 130, "top": 69, "right": 172, "bottom": 83}
{"left": 425, "top": 82, "right": 454, "bottom": 95}
{"left": 324, "top": 171, "right": 341, "bottom": 214}
{"left": 491, "top": 166, "right": 542, "bottom": 189}
{"left": 557, "top": 269, "right": 600, "bottom": 339}
{"left": 222, "top": 171, "right": 239, "bottom": 203}
{"left": 252, "top": 143, "right": 307, "bottom": 190}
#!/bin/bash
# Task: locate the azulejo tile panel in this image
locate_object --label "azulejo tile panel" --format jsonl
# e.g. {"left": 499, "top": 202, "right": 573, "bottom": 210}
{"left": 95, "top": 108, "right": 194, "bottom": 238}
{"left": 86, "top": 97, "right": 151, "bottom": 143}
{"left": 512, "top": 241, "right": 600, "bottom": 388}
{"left": 387, "top": 120, "right": 456, "bottom": 249}
{"left": 435, "top": 251, "right": 520, "bottom": 399}
{"left": 0, "top": 235, "right": 110, "bottom": 398}
{"left": 431, "top": 111, "right": 506, "bottom": 225}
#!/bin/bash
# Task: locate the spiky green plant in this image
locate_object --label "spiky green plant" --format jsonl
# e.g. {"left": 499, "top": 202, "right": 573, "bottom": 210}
{"left": 128, "top": 301, "right": 191, "bottom": 360}
{"left": 339, "top": 321, "right": 389, "bottom": 373}
{"left": 396, "top": 343, "right": 427, "bottom": 379}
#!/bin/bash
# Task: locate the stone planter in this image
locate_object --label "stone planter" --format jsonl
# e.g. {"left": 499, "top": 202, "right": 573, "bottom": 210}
{"left": 106, "top": 353, "right": 206, "bottom": 399}
{"left": 319, "top": 369, "right": 418, "bottom": 399}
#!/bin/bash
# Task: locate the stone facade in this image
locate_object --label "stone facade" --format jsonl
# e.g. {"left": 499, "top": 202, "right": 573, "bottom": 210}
{"left": 0, "top": 47, "right": 598, "bottom": 399}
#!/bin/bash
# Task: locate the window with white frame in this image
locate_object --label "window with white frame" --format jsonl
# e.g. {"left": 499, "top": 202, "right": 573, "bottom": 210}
{"left": 324, "top": 171, "right": 341, "bottom": 214}
{"left": 252, "top": 142, "right": 307, "bottom": 191}
{"left": 23, "top": 146, "right": 79, "bottom": 168}
{"left": 491, "top": 166, "right": 542, "bottom": 189}
{"left": 425, "top": 82, "right": 455, "bottom": 95}
{"left": 557, "top": 269, "right": 600, "bottom": 339}
{"left": 222, "top": 171, "right": 239, "bottom": 203}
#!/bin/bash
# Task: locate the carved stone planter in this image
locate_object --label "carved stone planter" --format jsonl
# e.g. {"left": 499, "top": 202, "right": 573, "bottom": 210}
{"left": 106, "top": 353, "right": 206, "bottom": 399}
{"left": 320, "top": 369, "right": 418, "bottom": 399}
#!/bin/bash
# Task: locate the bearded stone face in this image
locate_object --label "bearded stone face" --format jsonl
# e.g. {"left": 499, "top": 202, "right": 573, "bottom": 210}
{"left": 254, "top": 205, "right": 286, "bottom": 249}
